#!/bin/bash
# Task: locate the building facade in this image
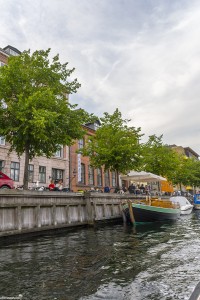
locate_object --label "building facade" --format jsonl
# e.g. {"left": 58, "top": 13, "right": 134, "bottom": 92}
{"left": 69, "top": 122, "right": 117, "bottom": 192}
{"left": 0, "top": 48, "right": 9, "bottom": 66}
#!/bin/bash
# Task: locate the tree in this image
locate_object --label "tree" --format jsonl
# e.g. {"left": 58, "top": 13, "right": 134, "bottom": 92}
{"left": 189, "top": 160, "right": 200, "bottom": 187}
{"left": 190, "top": 160, "right": 200, "bottom": 188}
{"left": 141, "top": 135, "right": 200, "bottom": 191}
{"left": 0, "top": 49, "right": 93, "bottom": 189}
{"left": 141, "top": 135, "right": 181, "bottom": 180}
{"left": 171, "top": 156, "right": 200, "bottom": 190}
{"left": 79, "top": 109, "right": 143, "bottom": 186}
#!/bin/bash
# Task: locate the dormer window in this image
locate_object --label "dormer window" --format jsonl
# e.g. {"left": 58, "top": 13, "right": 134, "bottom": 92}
{"left": 84, "top": 120, "right": 101, "bottom": 131}
{"left": 94, "top": 121, "right": 100, "bottom": 130}
{"left": 3, "top": 45, "right": 21, "bottom": 56}
{"left": 9, "top": 49, "right": 18, "bottom": 56}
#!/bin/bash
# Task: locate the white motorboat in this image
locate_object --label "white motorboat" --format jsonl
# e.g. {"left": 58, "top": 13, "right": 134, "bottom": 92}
{"left": 170, "top": 196, "right": 193, "bottom": 215}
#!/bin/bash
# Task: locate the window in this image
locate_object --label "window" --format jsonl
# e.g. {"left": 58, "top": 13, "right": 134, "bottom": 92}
{"left": 8, "top": 49, "right": 18, "bottom": 56}
{"left": 111, "top": 172, "right": 116, "bottom": 187}
{"left": 96, "top": 168, "right": 102, "bottom": 186}
{"left": 0, "top": 136, "right": 5, "bottom": 145}
{"left": 94, "top": 121, "right": 100, "bottom": 130}
{"left": 78, "top": 138, "right": 84, "bottom": 149}
{"left": 55, "top": 145, "right": 63, "bottom": 158}
{"left": 88, "top": 166, "right": 94, "bottom": 185}
{"left": 10, "top": 162, "right": 20, "bottom": 181}
{"left": 52, "top": 168, "right": 63, "bottom": 181}
{"left": 39, "top": 166, "right": 46, "bottom": 183}
{"left": 0, "top": 160, "right": 4, "bottom": 172}
{"left": 79, "top": 163, "right": 85, "bottom": 184}
{"left": 104, "top": 170, "right": 110, "bottom": 187}
{"left": 28, "top": 164, "right": 34, "bottom": 182}
{"left": 0, "top": 62, "right": 5, "bottom": 67}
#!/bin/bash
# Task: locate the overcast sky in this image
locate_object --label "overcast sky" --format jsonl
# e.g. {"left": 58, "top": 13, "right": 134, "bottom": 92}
{"left": 1, "top": 0, "right": 200, "bottom": 154}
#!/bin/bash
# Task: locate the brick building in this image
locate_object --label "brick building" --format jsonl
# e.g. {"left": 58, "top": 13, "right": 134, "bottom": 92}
{"left": 0, "top": 49, "right": 8, "bottom": 65}
{"left": 69, "top": 121, "right": 117, "bottom": 192}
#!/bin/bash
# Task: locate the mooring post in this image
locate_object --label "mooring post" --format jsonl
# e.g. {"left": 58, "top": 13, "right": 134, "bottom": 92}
{"left": 121, "top": 209, "right": 127, "bottom": 224}
{"left": 84, "top": 191, "right": 94, "bottom": 226}
{"left": 128, "top": 200, "right": 135, "bottom": 225}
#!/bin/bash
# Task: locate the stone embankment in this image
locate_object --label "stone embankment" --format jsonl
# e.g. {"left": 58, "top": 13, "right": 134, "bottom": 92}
{"left": 0, "top": 190, "right": 131, "bottom": 240}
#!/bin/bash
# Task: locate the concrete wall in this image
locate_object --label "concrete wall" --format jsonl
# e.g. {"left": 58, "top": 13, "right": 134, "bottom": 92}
{"left": 0, "top": 190, "right": 124, "bottom": 238}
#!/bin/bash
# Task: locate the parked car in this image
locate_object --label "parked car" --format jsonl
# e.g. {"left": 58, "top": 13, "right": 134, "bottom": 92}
{"left": 0, "top": 171, "right": 15, "bottom": 189}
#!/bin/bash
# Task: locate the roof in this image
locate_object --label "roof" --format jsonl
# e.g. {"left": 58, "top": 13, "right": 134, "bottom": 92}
{"left": 184, "top": 147, "right": 199, "bottom": 158}
{"left": 3, "top": 45, "right": 21, "bottom": 55}
{"left": 84, "top": 119, "right": 101, "bottom": 131}
{"left": 169, "top": 144, "right": 199, "bottom": 159}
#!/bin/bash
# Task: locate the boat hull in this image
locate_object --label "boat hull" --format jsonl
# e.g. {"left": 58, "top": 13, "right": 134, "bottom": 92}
{"left": 123, "top": 202, "right": 180, "bottom": 223}
{"left": 180, "top": 205, "right": 193, "bottom": 215}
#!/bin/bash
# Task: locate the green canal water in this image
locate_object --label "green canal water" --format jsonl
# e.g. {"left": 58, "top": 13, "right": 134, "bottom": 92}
{"left": 1, "top": 211, "right": 200, "bottom": 300}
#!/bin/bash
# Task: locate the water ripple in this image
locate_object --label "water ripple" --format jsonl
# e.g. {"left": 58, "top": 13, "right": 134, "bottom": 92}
{"left": 0, "top": 214, "right": 200, "bottom": 299}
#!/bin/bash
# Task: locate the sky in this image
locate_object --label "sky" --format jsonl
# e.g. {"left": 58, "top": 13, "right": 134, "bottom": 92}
{"left": 1, "top": 0, "right": 200, "bottom": 154}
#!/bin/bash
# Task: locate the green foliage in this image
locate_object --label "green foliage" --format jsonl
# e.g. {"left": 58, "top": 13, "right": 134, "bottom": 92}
{"left": 141, "top": 135, "right": 181, "bottom": 181}
{"left": 0, "top": 49, "right": 93, "bottom": 188}
{"left": 191, "top": 160, "right": 200, "bottom": 187}
{"left": 171, "top": 156, "right": 200, "bottom": 187}
{"left": 141, "top": 134, "right": 200, "bottom": 188}
{"left": 79, "top": 109, "right": 143, "bottom": 179}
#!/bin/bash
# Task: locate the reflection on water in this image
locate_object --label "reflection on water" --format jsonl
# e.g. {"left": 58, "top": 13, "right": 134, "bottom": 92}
{"left": 0, "top": 213, "right": 200, "bottom": 300}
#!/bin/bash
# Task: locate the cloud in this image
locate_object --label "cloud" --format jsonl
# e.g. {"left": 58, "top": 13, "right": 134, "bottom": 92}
{"left": 1, "top": 0, "right": 200, "bottom": 154}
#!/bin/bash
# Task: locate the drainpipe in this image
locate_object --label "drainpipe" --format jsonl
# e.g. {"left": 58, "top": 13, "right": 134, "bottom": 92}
{"left": 69, "top": 146, "right": 71, "bottom": 190}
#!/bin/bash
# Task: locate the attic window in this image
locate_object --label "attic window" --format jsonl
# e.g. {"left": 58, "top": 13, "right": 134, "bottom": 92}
{"left": 94, "top": 122, "right": 100, "bottom": 130}
{"left": 8, "top": 49, "right": 18, "bottom": 56}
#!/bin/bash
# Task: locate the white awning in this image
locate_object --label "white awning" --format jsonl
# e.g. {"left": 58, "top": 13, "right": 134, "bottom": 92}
{"left": 120, "top": 171, "right": 166, "bottom": 182}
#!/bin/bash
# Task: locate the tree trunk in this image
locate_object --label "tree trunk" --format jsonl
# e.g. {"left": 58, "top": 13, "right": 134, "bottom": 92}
{"left": 23, "top": 146, "right": 30, "bottom": 190}
{"left": 116, "top": 170, "right": 119, "bottom": 187}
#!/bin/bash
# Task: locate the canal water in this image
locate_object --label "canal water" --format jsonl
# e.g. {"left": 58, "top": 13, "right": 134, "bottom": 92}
{"left": 1, "top": 212, "right": 200, "bottom": 300}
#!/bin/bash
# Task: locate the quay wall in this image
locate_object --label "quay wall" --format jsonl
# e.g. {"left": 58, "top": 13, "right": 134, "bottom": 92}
{"left": 0, "top": 190, "right": 133, "bottom": 239}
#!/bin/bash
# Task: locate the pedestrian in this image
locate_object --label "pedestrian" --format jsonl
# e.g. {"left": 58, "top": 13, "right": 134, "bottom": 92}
{"left": 104, "top": 186, "right": 110, "bottom": 193}
{"left": 49, "top": 179, "right": 55, "bottom": 191}
{"left": 128, "top": 183, "right": 136, "bottom": 194}
{"left": 122, "top": 186, "right": 127, "bottom": 193}
{"left": 55, "top": 179, "right": 63, "bottom": 191}
{"left": 139, "top": 184, "right": 145, "bottom": 194}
